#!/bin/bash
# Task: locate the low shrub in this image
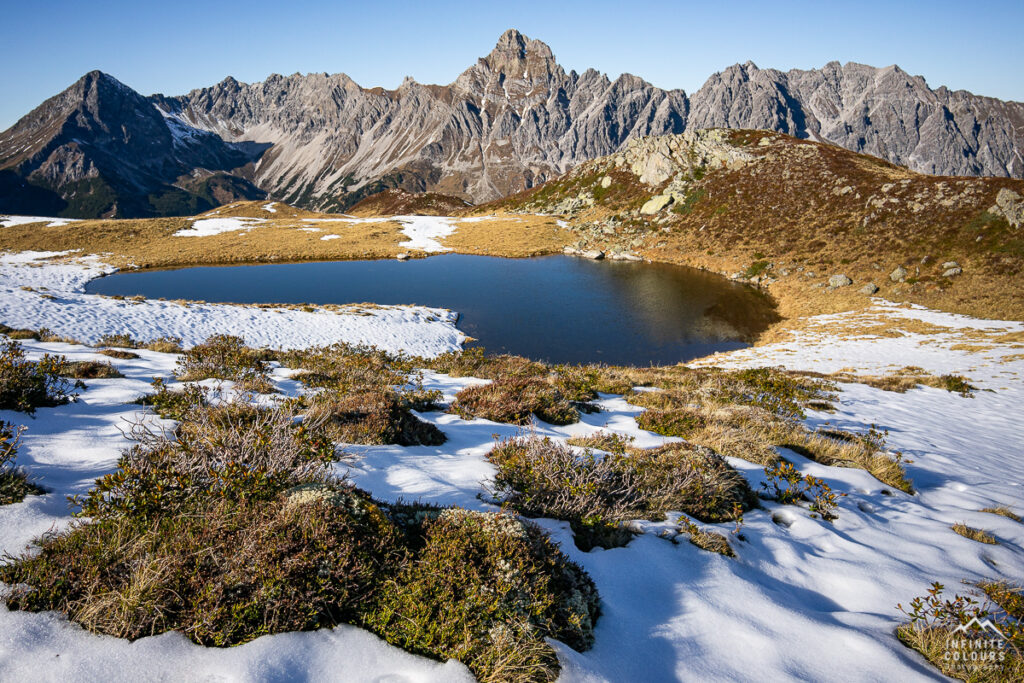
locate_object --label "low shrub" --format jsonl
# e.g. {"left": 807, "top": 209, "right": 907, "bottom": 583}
{"left": 143, "top": 336, "right": 183, "bottom": 354}
{"left": 98, "top": 333, "right": 139, "bottom": 348}
{"left": 452, "top": 377, "right": 579, "bottom": 425}
{"left": 0, "top": 339, "right": 82, "bottom": 413}
{"left": 635, "top": 407, "right": 707, "bottom": 437}
{"left": 487, "top": 435, "right": 755, "bottom": 549}
{"left": 761, "top": 460, "right": 844, "bottom": 521}
{"left": 175, "top": 334, "right": 271, "bottom": 391}
{"left": 0, "top": 421, "right": 43, "bottom": 505}
{"left": 306, "top": 389, "right": 446, "bottom": 446}
{"left": 424, "top": 348, "right": 547, "bottom": 381}
{"left": 1, "top": 393, "right": 599, "bottom": 683}
{"left": 280, "top": 343, "right": 413, "bottom": 393}
{"left": 366, "top": 508, "right": 600, "bottom": 682}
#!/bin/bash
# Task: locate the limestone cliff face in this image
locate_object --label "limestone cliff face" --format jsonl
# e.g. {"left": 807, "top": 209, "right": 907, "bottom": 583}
{"left": 2, "top": 30, "right": 1021, "bottom": 218}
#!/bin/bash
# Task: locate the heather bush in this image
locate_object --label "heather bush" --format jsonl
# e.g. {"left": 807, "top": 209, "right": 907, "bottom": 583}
{"left": 0, "top": 339, "right": 82, "bottom": 413}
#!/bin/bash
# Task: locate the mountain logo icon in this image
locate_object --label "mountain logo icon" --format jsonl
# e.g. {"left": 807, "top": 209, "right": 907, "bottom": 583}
{"left": 951, "top": 617, "right": 1008, "bottom": 639}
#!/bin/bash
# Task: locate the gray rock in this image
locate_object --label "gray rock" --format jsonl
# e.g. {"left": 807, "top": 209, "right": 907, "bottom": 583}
{"left": 640, "top": 194, "right": 674, "bottom": 215}
{"left": 396, "top": 252, "right": 410, "bottom": 261}
{"left": 992, "top": 188, "right": 1024, "bottom": 228}
{"left": 828, "top": 274, "right": 853, "bottom": 288}
{"left": 581, "top": 249, "right": 605, "bottom": 260}
{"left": 943, "top": 267, "right": 963, "bottom": 277}
{"left": 941, "top": 261, "right": 959, "bottom": 269}
{"left": 600, "top": 175, "right": 612, "bottom": 189}
{"left": 889, "top": 265, "right": 908, "bottom": 282}
{"left": 860, "top": 283, "right": 879, "bottom": 295}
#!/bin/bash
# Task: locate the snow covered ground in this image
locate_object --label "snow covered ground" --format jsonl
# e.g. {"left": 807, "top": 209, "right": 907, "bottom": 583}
{"left": 1, "top": 216, "right": 79, "bottom": 228}
{"left": 1, "top": 248, "right": 1022, "bottom": 681}
{"left": 0, "top": 251, "right": 464, "bottom": 356}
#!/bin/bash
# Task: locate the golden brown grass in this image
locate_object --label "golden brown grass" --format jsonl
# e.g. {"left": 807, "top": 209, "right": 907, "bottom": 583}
{"left": 896, "top": 623, "right": 1024, "bottom": 682}
{"left": 0, "top": 215, "right": 408, "bottom": 269}
{"left": 952, "top": 523, "right": 998, "bottom": 544}
{"left": 980, "top": 506, "right": 1022, "bottom": 522}
{"left": 681, "top": 520, "right": 734, "bottom": 557}
{"left": 442, "top": 216, "right": 573, "bottom": 257}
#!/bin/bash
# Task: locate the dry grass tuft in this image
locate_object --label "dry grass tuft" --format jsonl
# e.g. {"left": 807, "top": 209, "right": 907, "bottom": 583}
{"left": 681, "top": 520, "right": 735, "bottom": 557}
{"left": 952, "top": 523, "right": 998, "bottom": 544}
{"left": 980, "top": 506, "right": 1022, "bottom": 523}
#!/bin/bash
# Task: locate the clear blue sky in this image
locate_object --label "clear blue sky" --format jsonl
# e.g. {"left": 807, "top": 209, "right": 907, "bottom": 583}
{"left": 2, "top": 0, "right": 1022, "bottom": 130}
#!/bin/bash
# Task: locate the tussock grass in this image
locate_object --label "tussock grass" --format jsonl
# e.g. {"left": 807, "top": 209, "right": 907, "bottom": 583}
{"left": 681, "top": 520, "right": 734, "bottom": 557}
{"left": 98, "top": 349, "right": 140, "bottom": 360}
{"left": 952, "top": 523, "right": 998, "bottom": 544}
{"left": 63, "top": 360, "right": 123, "bottom": 379}
{"left": 980, "top": 506, "right": 1022, "bottom": 523}
{"left": 808, "top": 366, "right": 977, "bottom": 397}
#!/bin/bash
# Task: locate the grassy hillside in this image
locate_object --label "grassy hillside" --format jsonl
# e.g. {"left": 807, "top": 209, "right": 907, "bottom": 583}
{"left": 481, "top": 129, "right": 1024, "bottom": 321}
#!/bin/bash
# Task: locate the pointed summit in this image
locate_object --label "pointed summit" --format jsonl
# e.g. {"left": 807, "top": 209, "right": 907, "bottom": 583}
{"left": 484, "top": 29, "right": 556, "bottom": 72}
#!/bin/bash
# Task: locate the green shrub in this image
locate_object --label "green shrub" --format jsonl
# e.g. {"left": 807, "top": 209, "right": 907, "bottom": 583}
{"left": 175, "top": 334, "right": 271, "bottom": 391}
{"left": 762, "top": 460, "right": 844, "bottom": 521}
{"left": 98, "top": 333, "right": 139, "bottom": 348}
{"left": 636, "top": 407, "right": 707, "bottom": 437}
{"left": 306, "top": 389, "right": 446, "bottom": 446}
{"left": 0, "top": 339, "right": 82, "bottom": 413}
{"left": 280, "top": 343, "right": 413, "bottom": 393}
{"left": 1, "top": 421, "right": 43, "bottom": 505}
{"left": 365, "top": 508, "right": 600, "bottom": 682}
{"left": 143, "top": 336, "right": 183, "bottom": 354}
{"left": 452, "top": 377, "right": 578, "bottom": 425}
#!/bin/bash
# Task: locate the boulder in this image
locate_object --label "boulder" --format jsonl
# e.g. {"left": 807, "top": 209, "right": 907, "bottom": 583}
{"left": 828, "top": 274, "right": 853, "bottom": 288}
{"left": 941, "top": 261, "right": 959, "bottom": 269}
{"left": 992, "top": 188, "right": 1024, "bottom": 228}
{"left": 860, "top": 283, "right": 879, "bottom": 295}
{"left": 640, "top": 194, "right": 674, "bottom": 215}
{"left": 600, "top": 176, "right": 612, "bottom": 189}
{"left": 581, "top": 249, "right": 605, "bottom": 260}
{"left": 889, "top": 265, "right": 908, "bottom": 282}
{"left": 396, "top": 252, "right": 410, "bottom": 261}
{"left": 942, "top": 267, "right": 963, "bottom": 277}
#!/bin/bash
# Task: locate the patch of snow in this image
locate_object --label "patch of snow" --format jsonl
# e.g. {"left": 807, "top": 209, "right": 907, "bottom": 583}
{"left": 320, "top": 235, "right": 341, "bottom": 241}
{"left": 0, "top": 251, "right": 464, "bottom": 356}
{"left": 1, "top": 216, "right": 79, "bottom": 228}
{"left": 174, "top": 217, "right": 267, "bottom": 237}
{"left": 263, "top": 202, "right": 278, "bottom": 213}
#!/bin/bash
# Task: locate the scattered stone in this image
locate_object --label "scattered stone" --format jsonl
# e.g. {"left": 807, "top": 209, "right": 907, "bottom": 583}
{"left": 396, "top": 252, "right": 410, "bottom": 261}
{"left": 889, "top": 265, "right": 908, "bottom": 282}
{"left": 828, "top": 274, "right": 853, "bottom": 288}
{"left": 640, "top": 194, "right": 674, "bottom": 215}
{"left": 600, "top": 176, "right": 612, "bottom": 189}
{"left": 941, "top": 261, "right": 959, "bottom": 269}
{"left": 860, "top": 283, "right": 879, "bottom": 295}
{"left": 943, "top": 267, "right": 963, "bottom": 277}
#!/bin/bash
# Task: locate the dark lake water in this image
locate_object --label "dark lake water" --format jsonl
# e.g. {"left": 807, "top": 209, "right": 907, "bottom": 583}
{"left": 86, "top": 255, "right": 778, "bottom": 365}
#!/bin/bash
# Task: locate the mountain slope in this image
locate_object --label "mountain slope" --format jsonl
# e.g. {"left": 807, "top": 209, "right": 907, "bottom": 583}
{"left": 2, "top": 30, "right": 1022, "bottom": 218}
{"left": 489, "top": 128, "right": 1024, "bottom": 321}
{"left": 0, "top": 71, "right": 265, "bottom": 218}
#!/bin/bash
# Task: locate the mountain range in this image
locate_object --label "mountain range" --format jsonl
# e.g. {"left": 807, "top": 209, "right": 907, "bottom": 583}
{"left": 2, "top": 29, "right": 1022, "bottom": 218}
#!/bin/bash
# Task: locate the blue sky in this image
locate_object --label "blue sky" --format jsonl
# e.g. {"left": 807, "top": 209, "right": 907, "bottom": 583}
{"left": 1, "top": 0, "right": 1021, "bottom": 130}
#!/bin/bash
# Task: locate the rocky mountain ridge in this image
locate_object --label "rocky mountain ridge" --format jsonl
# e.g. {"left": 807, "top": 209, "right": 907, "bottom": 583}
{"left": 2, "top": 29, "right": 1022, "bottom": 217}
